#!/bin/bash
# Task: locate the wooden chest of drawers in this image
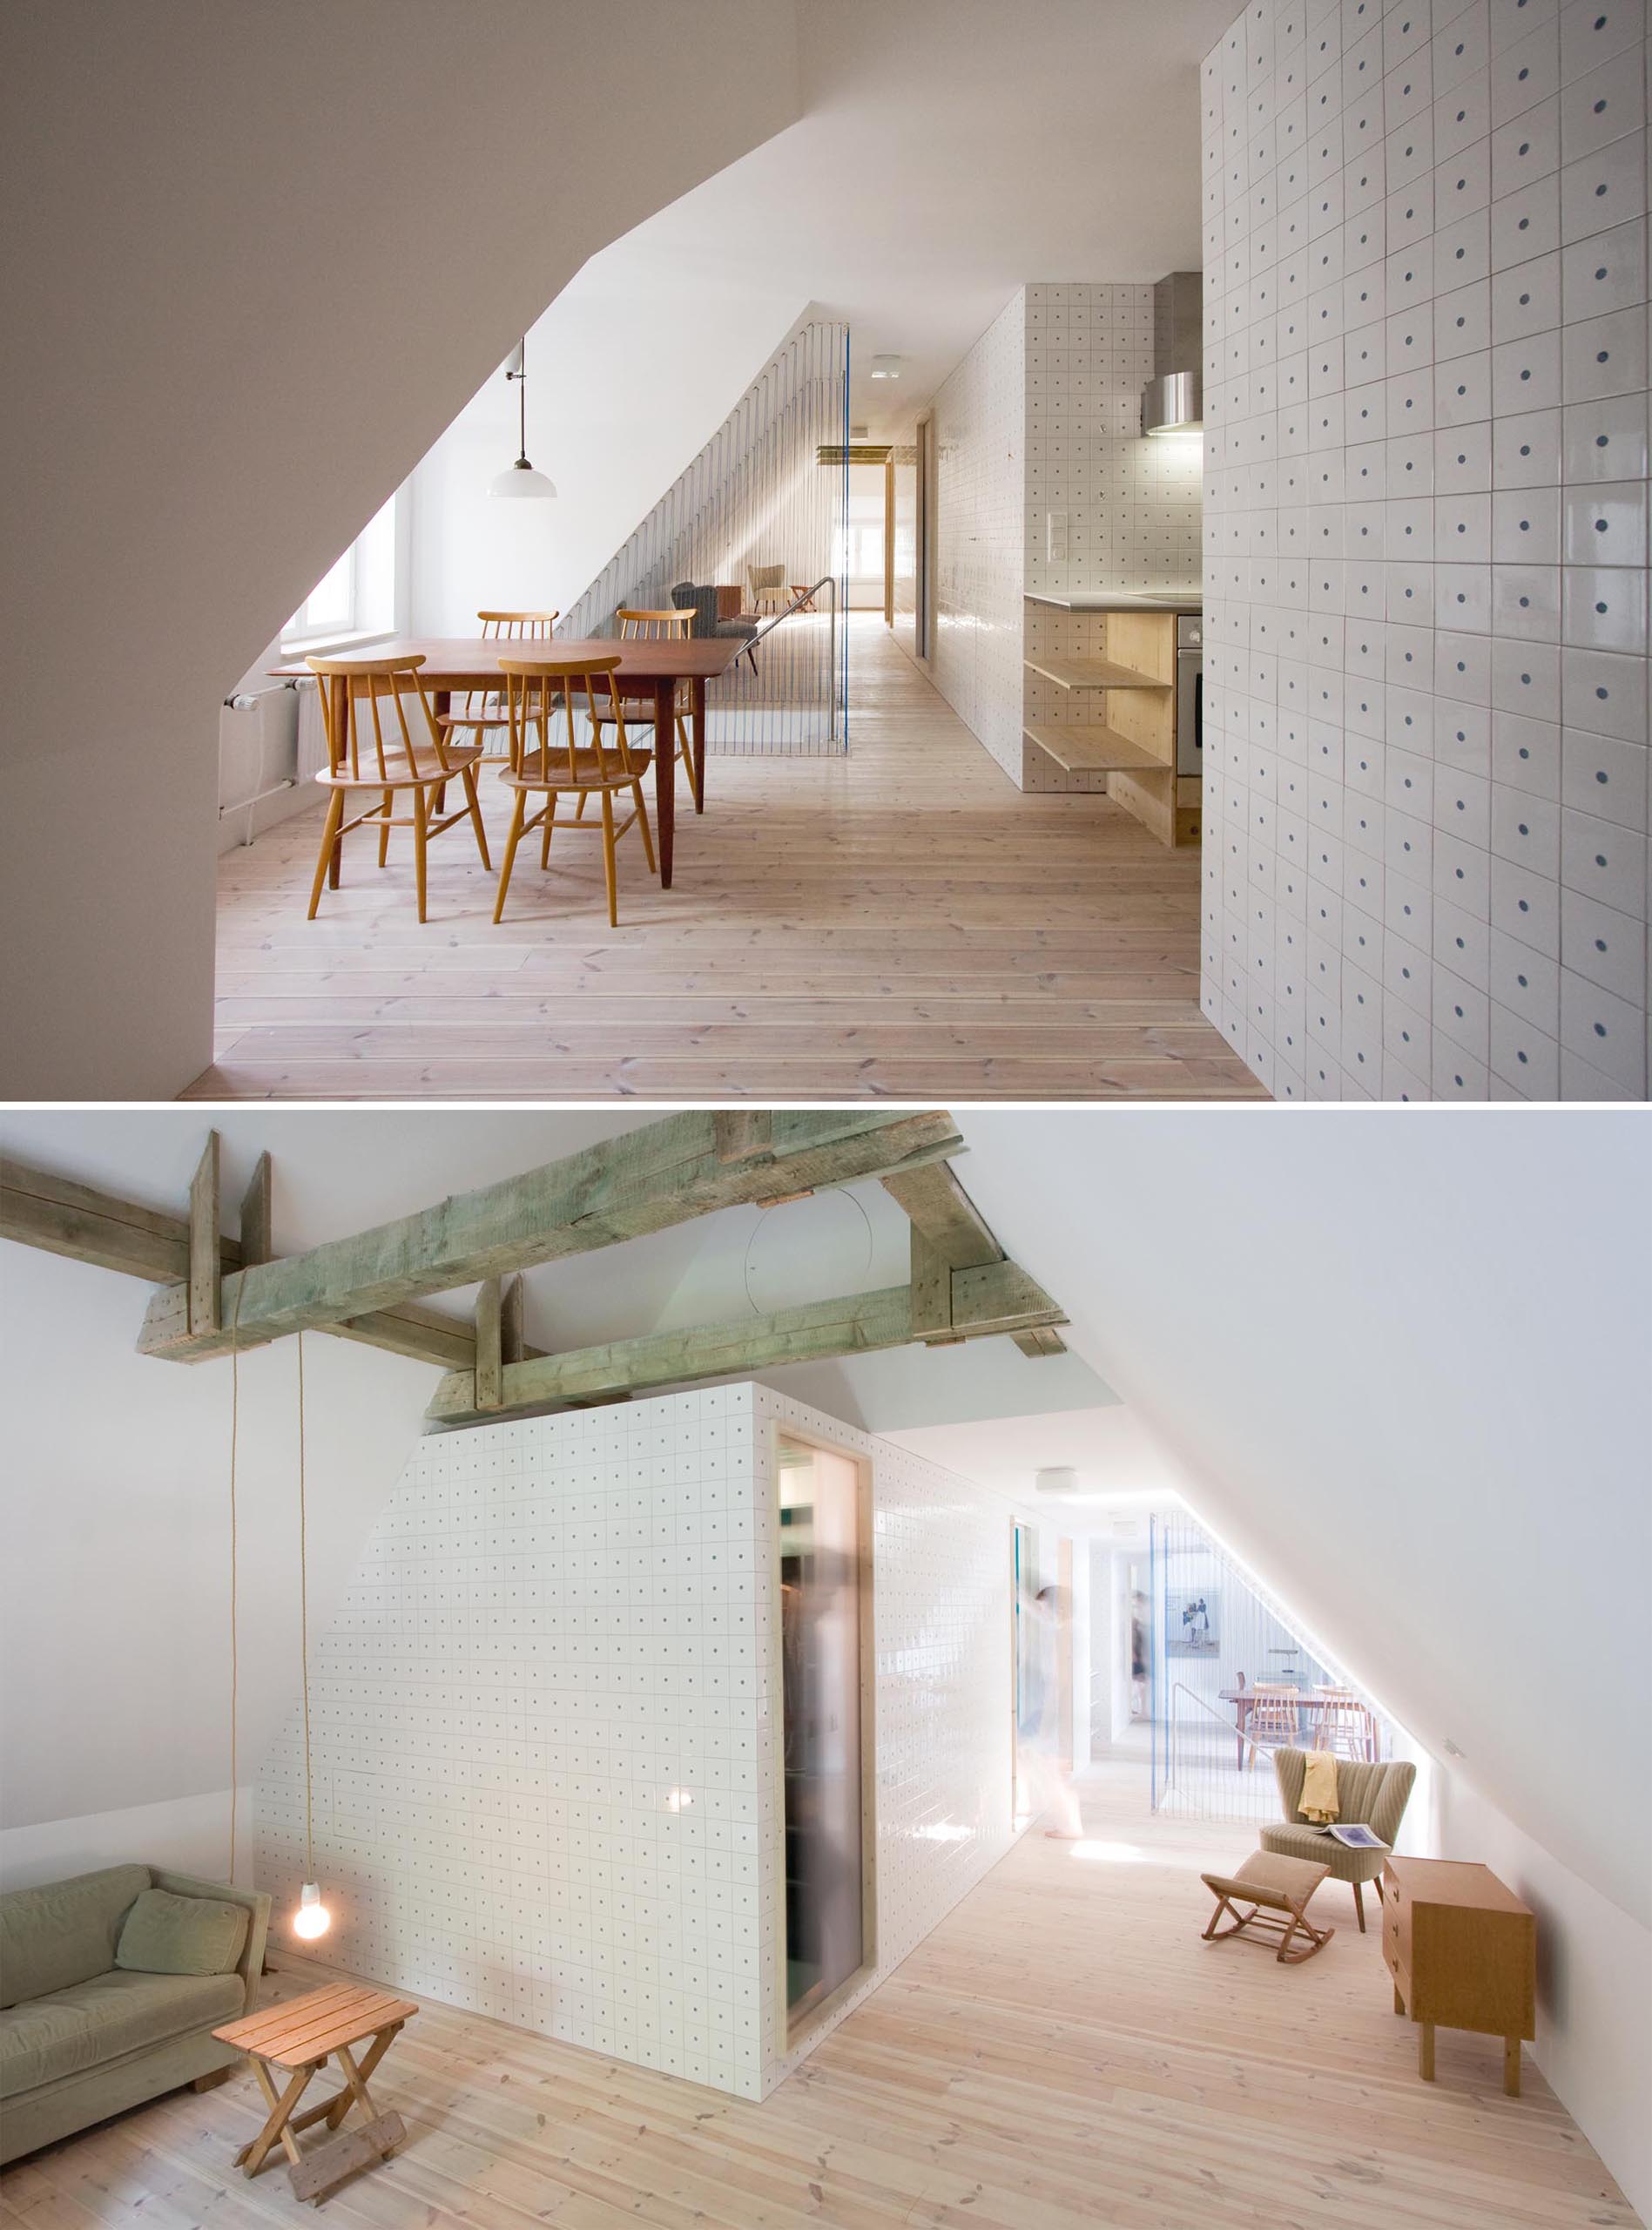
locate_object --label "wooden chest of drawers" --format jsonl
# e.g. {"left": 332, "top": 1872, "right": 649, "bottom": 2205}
{"left": 1381, "top": 1857, "right": 1535, "bottom": 2093}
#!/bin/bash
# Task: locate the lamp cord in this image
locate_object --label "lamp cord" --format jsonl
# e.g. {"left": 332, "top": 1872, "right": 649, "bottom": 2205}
{"left": 298, "top": 1328, "right": 314, "bottom": 1879}
{"left": 227, "top": 1271, "right": 247, "bottom": 1885}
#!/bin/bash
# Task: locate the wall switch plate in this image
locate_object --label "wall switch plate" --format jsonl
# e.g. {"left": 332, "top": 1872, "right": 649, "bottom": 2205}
{"left": 1047, "top": 510, "right": 1068, "bottom": 562}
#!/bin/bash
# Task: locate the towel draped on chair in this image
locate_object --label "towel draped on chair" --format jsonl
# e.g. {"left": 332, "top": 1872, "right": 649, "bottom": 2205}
{"left": 1300, "top": 1749, "right": 1339, "bottom": 1823}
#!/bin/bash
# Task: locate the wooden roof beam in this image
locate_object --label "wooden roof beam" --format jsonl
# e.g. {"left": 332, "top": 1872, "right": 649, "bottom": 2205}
{"left": 424, "top": 1258, "right": 1066, "bottom": 1429}
{"left": 880, "top": 1158, "right": 1068, "bottom": 1357}
{"left": 1, "top": 1153, "right": 481, "bottom": 1375}
{"left": 136, "top": 1110, "right": 964, "bottom": 1362}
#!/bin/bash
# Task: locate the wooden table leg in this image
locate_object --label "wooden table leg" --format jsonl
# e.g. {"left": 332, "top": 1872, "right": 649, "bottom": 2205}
{"left": 1393, "top": 1983, "right": 1405, "bottom": 2015}
{"left": 1504, "top": 2037, "right": 1521, "bottom": 2096}
{"left": 691, "top": 678, "right": 706, "bottom": 814}
{"left": 653, "top": 679, "right": 676, "bottom": 887}
{"left": 239, "top": 2058, "right": 316, "bottom": 2176}
{"left": 324, "top": 2022, "right": 401, "bottom": 2131}
{"left": 1418, "top": 2021, "right": 1435, "bottom": 2082}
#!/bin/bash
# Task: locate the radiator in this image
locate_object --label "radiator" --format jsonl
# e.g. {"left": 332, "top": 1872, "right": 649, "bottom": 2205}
{"left": 218, "top": 684, "right": 302, "bottom": 850}
{"left": 295, "top": 677, "right": 329, "bottom": 781}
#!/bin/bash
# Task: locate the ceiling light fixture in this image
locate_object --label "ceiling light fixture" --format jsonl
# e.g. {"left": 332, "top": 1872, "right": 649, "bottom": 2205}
{"left": 869, "top": 355, "right": 902, "bottom": 380}
{"left": 490, "top": 338, "right": 557, "bottom": 499}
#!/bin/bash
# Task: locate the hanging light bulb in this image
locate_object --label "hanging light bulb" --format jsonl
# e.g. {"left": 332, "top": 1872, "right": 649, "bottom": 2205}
{"left": 293, "top": 1881, "right": 331, "bottom": 1940}
{"left": 489, "top": 337, "right": 557, "bottom": 498}
{"left": 290, "top": 1333, "right": 333, "bottom": 1946}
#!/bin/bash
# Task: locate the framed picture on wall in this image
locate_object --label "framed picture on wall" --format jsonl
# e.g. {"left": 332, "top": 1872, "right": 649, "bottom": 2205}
{"left": 1166, "top": 1590, "right": 1219, "bottom": 1656}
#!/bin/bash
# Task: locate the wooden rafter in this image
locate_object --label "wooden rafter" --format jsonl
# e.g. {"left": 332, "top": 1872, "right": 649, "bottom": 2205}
{"left": 3, "top": 1109, "right": 1072, "bottom": 1420}
{"left": 0, "top": 1155, "right": 480, "bottom": 1375}
{"left": 135, "top": 1110, "right": 962, "bottom": 1363}
{"left": 425, "top": 1258, "right": 1066, "bottom": 1428}
{"left": 881, "top": 1158, "right": 1068, "bottom": 1357}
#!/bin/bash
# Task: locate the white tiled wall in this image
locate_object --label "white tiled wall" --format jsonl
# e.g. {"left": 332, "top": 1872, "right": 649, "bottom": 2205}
{"left": 1201, "top": 0, "right": 1651, "bottom": 1098}
{"left": 1027, "top": 283, "right": 1204, "bottom": 598}
{"left": 932, "top": 290, "right": 1028, "bottom": 780}
{"left": 257, "top": 1389, "right": 770, "bottom": 2095}
{"left": 257, "top": 1382, "right": 1024, "bottom": 2104}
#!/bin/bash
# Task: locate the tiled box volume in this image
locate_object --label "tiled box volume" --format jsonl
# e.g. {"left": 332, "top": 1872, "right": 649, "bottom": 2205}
{"left": 1201, "top": 0, "right": 1650, "bottom": 1098}
{"left": 257, "top": 1384, "right": 1023, "bottom": 2102}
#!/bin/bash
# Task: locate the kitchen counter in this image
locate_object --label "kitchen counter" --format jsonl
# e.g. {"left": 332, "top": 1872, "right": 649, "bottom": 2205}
{"left": 1024, "top": 590, "right": 1202, "bottom": 613}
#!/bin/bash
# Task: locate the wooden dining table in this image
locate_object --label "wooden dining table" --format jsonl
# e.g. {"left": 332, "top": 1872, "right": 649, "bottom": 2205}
{"left": 273, "top": 634, "right": 747, "bottom": 889}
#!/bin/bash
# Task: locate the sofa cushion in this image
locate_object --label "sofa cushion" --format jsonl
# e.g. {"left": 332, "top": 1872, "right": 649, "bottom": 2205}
{"left": 115, "top": 1889, "right": 248, "bottom": 1979}
{"left": 0, "top": 1866, "right": 151, "bottom": 2009}
{"left": 0, "top": 1969, "right": 243, "bottom": 2098}
{"left": 1259, "top": 1822, "right": 1386, "bottom": 1881}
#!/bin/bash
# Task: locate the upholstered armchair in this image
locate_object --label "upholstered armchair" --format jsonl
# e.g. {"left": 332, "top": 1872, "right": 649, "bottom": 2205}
{"left": 746, "top": 561, "right": 789, "bottom": 613}
{"left": 1259, "top": 1748, "right": 1416, "bottom": 1932}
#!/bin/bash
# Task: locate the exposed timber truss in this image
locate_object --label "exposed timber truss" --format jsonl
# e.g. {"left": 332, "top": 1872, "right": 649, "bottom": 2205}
{"left": 0, "top": 1111, "right": 1069, "bottom": 1425}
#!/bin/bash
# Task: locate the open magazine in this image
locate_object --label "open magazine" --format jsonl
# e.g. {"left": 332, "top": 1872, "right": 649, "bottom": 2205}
{"left": 1306, "top": 1821, "right": 1388, "bottom": 1849}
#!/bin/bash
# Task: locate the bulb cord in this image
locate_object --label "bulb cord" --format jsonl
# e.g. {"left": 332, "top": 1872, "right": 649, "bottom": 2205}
{"left": 298, "top": 1329, "right": 314, "bottom": 1880}
{"left": 227, "top": 1272, "right": 247, "bottom": 1885}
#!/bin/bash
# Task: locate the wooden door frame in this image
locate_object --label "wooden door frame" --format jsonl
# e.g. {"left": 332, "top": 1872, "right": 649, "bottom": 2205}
{"left": 915, "top": 409, "right": 937, "bottom": 666}
{"left": 883, "top": 454, "right": 895, "bottom": 627}
{"left": 1057, "top": 1537, "right": 1075, "bottom": 1773}
{"left": 767, "top": 1422, "right": 879, "bottom": 2058}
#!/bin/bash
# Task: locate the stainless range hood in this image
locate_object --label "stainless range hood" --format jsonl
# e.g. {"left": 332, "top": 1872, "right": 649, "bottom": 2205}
{"left": 1141, "top": 270, "right": 1203, "bottom": 436}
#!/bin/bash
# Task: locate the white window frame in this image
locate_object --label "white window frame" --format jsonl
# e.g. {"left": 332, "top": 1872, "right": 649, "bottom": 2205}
{"left": 280, "top": 483, "right": 411, "bottom": 656}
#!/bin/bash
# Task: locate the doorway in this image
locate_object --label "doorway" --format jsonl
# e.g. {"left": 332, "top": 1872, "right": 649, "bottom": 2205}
{"left": 778, "top": 1434, "right": 875, "bottom": 2037}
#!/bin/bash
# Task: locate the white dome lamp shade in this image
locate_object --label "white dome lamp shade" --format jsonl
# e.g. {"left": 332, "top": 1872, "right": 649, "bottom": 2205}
{"left": 489, "top": 337, "right": 557, "bottom": 498}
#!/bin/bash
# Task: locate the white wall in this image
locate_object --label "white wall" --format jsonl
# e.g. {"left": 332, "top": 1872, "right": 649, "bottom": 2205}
{"left": 1434, "top": 1774, "right": 1652, "bottom": 2226}
{"left": 1200, "top": 0, "right": 1649, "bottom": 1100}
{"left": 956, "top": 1104, "right": 1651, "bottom": 2216}
{"left": 254, "top": 1381, "right": 1032, "bottom": 2101}
{"left": 0, "top": 1243, "right": 431, "bottom": 1889}
{"left": 408, "top": 253, "right": 806, "bottom": 633}
{"left": 0, "top": 2, "right": 800, "bottom": 1098}
{"left": 931, "top": 292, "right": 1028, "bottom": 782}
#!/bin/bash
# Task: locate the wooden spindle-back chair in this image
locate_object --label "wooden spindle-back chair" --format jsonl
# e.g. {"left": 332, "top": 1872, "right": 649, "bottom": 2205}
{"left": 1311, "top": 1686, "right": 1377, "bottom": 1761}
{"left": 1244, "top": 1683, "right": 1303, "bottom": 1769}
{"left": 435, "top": 610, "right": 560, "bottom": 765}
{"left": 305, "top": 656, "right": 490, "bottom": 923}
{"left": 492, "top": 655, "right": 657, "bottom": 927}
{"left": 594, "top": 608, "right": 700, "bottom": 808}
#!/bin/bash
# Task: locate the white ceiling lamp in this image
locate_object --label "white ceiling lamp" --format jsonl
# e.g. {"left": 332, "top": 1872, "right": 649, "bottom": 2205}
{"left": 1035, "top": 1465, "right": 1079, "bottom": 1496}
{"left": 869, "top": 354, "right": 902, "bottom": 380}
{"left": 489, "top": 338, "right": 557, "bottom": 499}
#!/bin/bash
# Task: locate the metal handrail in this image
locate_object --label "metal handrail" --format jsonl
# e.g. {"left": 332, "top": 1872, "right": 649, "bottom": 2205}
{"left": 740, "top": 574, "right": 840, "bottom": 740}
{"left": 1163, "top": 1679, "right": 1274, "bottom": 1798}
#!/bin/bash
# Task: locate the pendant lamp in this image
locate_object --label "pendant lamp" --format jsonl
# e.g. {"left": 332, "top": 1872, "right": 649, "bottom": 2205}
{"left": 290, "top": 1330, "right": 331, "bottom": 1941}
{"left": 489, "top": 337, "right": 557, "bottom": 498}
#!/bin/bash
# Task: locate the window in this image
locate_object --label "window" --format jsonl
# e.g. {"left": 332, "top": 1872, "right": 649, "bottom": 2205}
{"left": 281, "top": 490, "right": 402, "bottom": 649}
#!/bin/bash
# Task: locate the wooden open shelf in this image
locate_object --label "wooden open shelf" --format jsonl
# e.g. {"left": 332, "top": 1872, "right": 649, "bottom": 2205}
{"left": 1023, "top": 725, "right": 1171, "bottom": 775}
{"left": 1022, "top": 653, "right": 1170, "bottom": 691}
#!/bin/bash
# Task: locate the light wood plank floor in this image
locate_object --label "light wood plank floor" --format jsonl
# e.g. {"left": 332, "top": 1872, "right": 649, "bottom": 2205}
{"left": 192, "top": 620, "right": 1264, "bottom": 1101}
{"left": 3, "top": 1755, "right": 1635, "bottom": 2230}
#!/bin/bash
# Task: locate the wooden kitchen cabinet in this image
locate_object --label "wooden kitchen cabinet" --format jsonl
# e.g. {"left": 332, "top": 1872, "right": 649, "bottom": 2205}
{"left": 1381, "top": 1857, "right": 1535, "bottom": 2094}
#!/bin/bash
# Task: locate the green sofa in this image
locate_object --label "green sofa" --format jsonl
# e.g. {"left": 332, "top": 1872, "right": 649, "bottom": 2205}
{"left": 0, "top": 1864, "right": 270, "bottom": 2165}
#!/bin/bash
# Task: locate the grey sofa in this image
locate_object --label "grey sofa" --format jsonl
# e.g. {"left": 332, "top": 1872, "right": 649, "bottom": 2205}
{"left": 1259, "top": 1748, "right": 1415, "bottom": 1931}
{"left": 0, "top": 1864, "right": 270, "bottom": 2165}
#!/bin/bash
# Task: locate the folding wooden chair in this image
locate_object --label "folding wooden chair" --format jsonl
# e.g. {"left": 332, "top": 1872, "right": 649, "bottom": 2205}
{"left": 1200, "top": 1849, "right": 1336, "bottom": 1963}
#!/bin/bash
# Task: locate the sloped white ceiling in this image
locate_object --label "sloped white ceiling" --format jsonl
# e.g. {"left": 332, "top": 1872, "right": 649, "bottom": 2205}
{"left": 953, "top": 1110, "right": 1652, "bottom": 1925}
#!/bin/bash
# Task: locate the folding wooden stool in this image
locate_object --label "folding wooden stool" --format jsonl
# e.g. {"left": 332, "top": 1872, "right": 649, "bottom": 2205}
{"left": 1200, "top": 1848, "right": 1336, "bottom": 1963}
{"left": 213, "top": 1981, "right": 418, "bottom": 2206}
